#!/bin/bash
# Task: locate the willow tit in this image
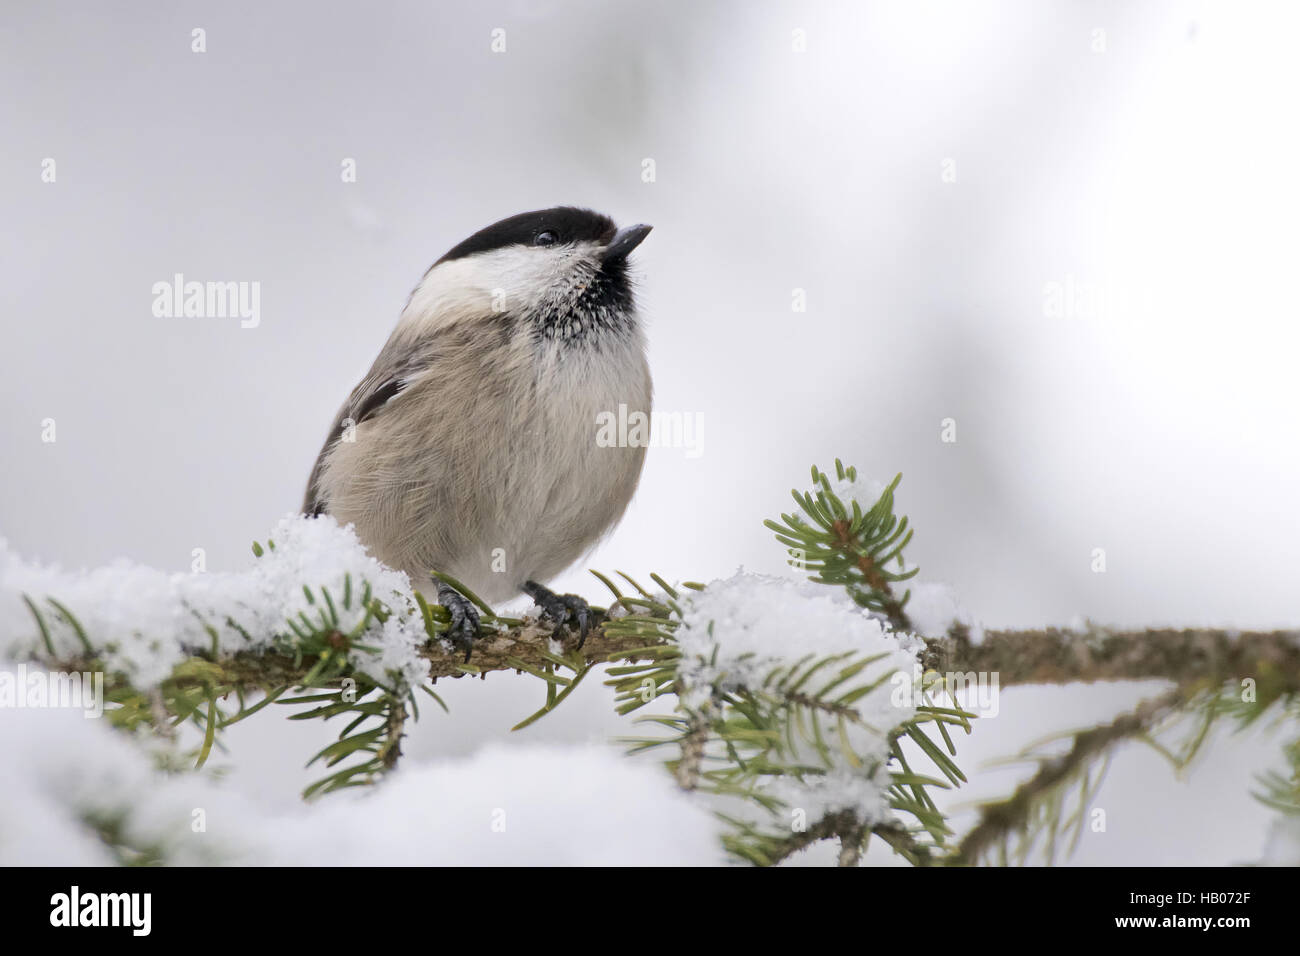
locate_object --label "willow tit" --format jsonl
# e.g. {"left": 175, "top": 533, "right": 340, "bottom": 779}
{"left": 303, "top": 207, "right": 653, "bottom": 658}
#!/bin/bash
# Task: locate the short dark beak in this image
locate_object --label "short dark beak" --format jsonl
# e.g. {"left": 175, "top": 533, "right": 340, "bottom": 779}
{"left": 602, "top": 223, "right": 653, "bottom": 264}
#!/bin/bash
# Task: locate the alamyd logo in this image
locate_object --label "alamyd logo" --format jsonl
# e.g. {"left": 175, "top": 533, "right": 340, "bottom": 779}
{"left": 50, "top": 886, "right": 151, "bottom": 936}
{"left": 152, "top": 273, "right": 261, "bottom": 328}
{"left": 595, "top": 403, "right": 704, "bottom": 459}
{"left": 890, "top": 665, "right": 1000, "bottom": 718}
{"left": 0, "top": 664, "right": 104, "bottom": 718}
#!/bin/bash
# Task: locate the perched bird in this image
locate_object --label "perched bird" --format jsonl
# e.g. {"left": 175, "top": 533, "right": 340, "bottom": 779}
{"left": 303, "top": 207, "right": 653, "bottom": 657}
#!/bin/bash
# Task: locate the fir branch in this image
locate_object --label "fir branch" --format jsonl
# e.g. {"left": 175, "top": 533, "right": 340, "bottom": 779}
{"left": 949, "top": 686, "right": 1187, "bottom": 865}
{"left": 749, "top": 814, "right": 928, "bottom": 867}
{"left": 837, "top": 825, "right": 867, "bottom": 867}
{"left": 673, "top": 711, "right": 711, "bottom": 790}
{"left": 196, "top": 622, "right": 1300, "bottom": 690}
{"left": 766, "top": 463, "right": 918, "bottom": 632}
{"left": 932, "top": 624, "right": 1300, "bottom": 691}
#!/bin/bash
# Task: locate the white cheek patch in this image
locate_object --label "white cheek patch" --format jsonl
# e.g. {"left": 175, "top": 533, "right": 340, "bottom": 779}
{"left": 402, "top": 243, "right": 604, "bottom": 331}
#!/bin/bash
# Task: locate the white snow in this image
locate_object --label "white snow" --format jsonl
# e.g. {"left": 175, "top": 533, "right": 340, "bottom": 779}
{"left": 675, "top": 570, "right": 922, "bottom": 712}
{"left": 674, "top": 571, "right": 923, "bottom": 837}
{"left": 0, "top": 698, "right": 724, "bottom": 866}
{"left": 761, "top": 767, "right": 895, "bottom": 831}
{"left": 827, "top": 473, "right": 886, "bottom": 514}
{"left": 0, "top": 514, "right": 431, "bottom": 691}
{"left": 906, "top": 581, "right": 984, "bottom": 642}
{"left": 0, "top": 526, "right": 954, "bottom": 863}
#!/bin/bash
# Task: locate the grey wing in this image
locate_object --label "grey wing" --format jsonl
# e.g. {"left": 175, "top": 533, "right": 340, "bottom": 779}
{"left": 301, "top": 352, "right": 432, "bottom": 515}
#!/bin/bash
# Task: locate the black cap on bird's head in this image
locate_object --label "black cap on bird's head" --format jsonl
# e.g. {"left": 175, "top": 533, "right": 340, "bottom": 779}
{"left": 435, "top": 206, "right": 652, "bottom": 268}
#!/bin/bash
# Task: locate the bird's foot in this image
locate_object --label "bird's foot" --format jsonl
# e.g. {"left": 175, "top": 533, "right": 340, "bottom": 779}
{"left": 436, "top": 582, "right": 481, "bottom": 662}
{"left": 523, "top": 580, "right": 594, "bottom": 649}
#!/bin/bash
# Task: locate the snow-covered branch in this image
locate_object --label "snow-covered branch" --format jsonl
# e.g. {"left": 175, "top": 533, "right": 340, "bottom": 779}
{"left": 3, "top": 462, "right": 1296, "bottom": 867}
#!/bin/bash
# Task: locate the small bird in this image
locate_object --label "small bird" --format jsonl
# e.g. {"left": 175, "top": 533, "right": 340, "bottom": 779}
{"left": 303, "top": 207, "right": 653, "bottom": 657}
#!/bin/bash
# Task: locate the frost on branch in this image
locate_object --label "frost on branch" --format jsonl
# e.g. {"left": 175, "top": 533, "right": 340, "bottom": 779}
{"left": 0, "top": 515, "right": 431, "bottom": 691}
{"left": 1, "top": 515, "right": 447, "bottom": 796}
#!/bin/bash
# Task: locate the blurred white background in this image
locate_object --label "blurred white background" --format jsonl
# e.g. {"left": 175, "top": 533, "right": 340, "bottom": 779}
{"left": 2, "top": 0, "right": 1297, "bottom": 864}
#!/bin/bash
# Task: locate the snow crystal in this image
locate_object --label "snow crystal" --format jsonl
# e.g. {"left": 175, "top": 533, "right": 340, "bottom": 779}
{"left": 0, "top": 514, "right": 431, "bottom": 692}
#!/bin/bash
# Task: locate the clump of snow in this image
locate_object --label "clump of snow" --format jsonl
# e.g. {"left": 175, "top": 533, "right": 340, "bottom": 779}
{"left": 762, "top": 767, "right": 895, "bottom": 829}
{"left": 906, "top": 581, "right": 984, "bottom": 642}
{"left": 675, "top": 571, "right": 922, "bottom": 711}
{"left": 0, "top": 515, "right": 430, "bottom": 692}
{"left": 0, "top": 695, "right": 724, "bottom": 866}
{"left": 675, "top": 571, "right": 922, "bottom": 837}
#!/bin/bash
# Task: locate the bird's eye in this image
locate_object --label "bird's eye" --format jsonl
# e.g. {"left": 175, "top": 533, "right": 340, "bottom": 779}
{"left": 533, "top": 231, "right": 559, "bottom": 247}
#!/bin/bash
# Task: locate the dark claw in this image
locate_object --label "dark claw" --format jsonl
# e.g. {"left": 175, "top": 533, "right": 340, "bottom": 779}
{"left": 523, "top": 581, "right": 595, "bottom": 649}
{"left": 437, "top": 582, "right": 481, "bottom": 662}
